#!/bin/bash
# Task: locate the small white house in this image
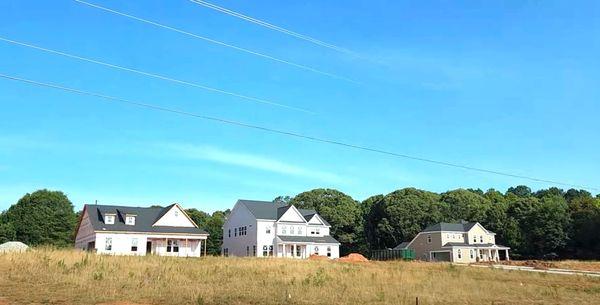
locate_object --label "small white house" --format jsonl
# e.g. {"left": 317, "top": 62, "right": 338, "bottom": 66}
{"left": 222, "top": 200, "right": 340, "bottom": 259}
{"left": 74, "top": 203, "right": 209, "bottom": 256}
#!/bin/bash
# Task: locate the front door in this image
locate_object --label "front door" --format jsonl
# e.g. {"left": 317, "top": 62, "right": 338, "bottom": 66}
{"left": 146, "top": 241, "right": 152, "bottom": 254}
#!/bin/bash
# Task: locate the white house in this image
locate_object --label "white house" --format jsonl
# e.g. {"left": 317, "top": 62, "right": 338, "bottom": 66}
{"left": 222, "top": 200, "right": 340, "bottom": 259}
{"left": 75, "top": 203, "right": 209, "bottom": 256}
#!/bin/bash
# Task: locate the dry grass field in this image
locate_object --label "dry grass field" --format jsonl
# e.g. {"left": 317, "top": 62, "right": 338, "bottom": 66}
{"left": 0, "top": 249, "right": 599, "bottom": 305}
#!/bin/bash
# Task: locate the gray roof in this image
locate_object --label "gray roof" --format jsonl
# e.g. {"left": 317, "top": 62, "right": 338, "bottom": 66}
{"left": 393, "top": 242, "right": 410, "bottom": 250}
{"left": 422, "top": 221, "right": 479, "bottom": 233}
{"left": 277, "top": 235, "right": 340, "bottom": 244}
{"left": 83, "top": 204, "right": 208, "bottom": 235}
{"left": 238, "top": 200, "right": 331, "bottom": 226}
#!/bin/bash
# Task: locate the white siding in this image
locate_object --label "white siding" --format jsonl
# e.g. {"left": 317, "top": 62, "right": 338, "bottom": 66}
{"left": 278, "top": 207, "right": 306, "bottom": 223}
{"left": 222, "top": 202, "right": 258, "bottom": 257}
{"left": 153, "top": 205, "right": 195, "bottom": 227}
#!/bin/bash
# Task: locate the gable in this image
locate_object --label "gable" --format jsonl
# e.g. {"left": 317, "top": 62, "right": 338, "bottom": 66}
{"left": 466, "top": 223, "right": 489, "bottom": 235}
{"left": 75, "top": 208, "right": 95, "bottom": 240}
{"left": 277, "top": 206, "right": 307, "bottom": 223}
{"left": 153, "top": 204, "right": 196, "bottom": 227}
{"left": 307, "top": 214, "right": 324, "bottom": 225}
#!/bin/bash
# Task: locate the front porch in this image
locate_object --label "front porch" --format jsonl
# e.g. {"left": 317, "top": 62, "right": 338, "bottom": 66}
{"left": 146, "top": 236, "right": 208, "bottom": 257}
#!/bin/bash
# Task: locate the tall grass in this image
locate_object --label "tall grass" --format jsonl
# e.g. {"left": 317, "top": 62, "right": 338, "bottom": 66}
{"left": 0, "top": 248, "right": 598, "bottom": 305}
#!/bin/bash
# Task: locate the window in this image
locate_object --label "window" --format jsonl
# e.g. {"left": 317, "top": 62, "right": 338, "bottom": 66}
{"left": 105, "top": 214, "right": 115, "bottom": 224}
{"left": 314, "top": 246, "right": 319, "bottom": 255}
{"left": 167, "top": 240, "right": 179, "bottom": 253}
{"left": 105, "top": 237, "right": 112, "bottom": 251}
{"left": 174, "top": 210, "right": 179, "bottom": 217}
{"left": 427, "top": 235, "right": 432, "bottom": 244}
{"left": 282, "top": 226, "right": 287, "bottom": 234}
{"left": 268, "top": 245, "right": 273, "bottom": 257}
{"left": 470, "top": 249, "right": 474, "bottom": 259}
{"left": 479, "top": 250, "right": 483, "bottom": 259}
{"left": 228, "top": 229, "right": 231, "bottom": 238}
{"left": 290, "top": 226, "right": 295, "bottom": 235}
{"left": 125, "top": 216, "right": 136, "bottom": 226}
{"left": 246, "top": 246, "right": 250, "bottom": 256}
{"left": 296, "top": 246, "right": 301, "bottom": 257}
{"left": 446, "top": 234, "right": 450, "bottom": 239}
{"left": 480, "top": 236, "right": 484, "bottom": 243}
{"left": 234, "top": 228, "right": 238, "bottom": 237}
{"left": 327, "top": 246, "right": 332, "bottom": 257}
{"left": 458, "top": 249, "right": 462, "bottom": 259}
{"left": 253, "top": 245, "right": 256, "bottom": 256}
{"left": 263, "top": 246, "right": 268, "bottom": 257}
{"left": 131, "top": 238, "right": 138, "bottom": 252}
{"left": 310, "top": 228, "right": 315, "bottom": 235}
{"left": 224, "top": 248, "right": 229, "bottom": 257}
{"left": 473, "top": 235, "right": 477, "bottom": 243}
{"left": 298, "top": 227, "right": 303, "bottom": 235}
{"left": 239, "top": 226, "right": 247, "bottom": 236}
{"left": 266, "top": 226, "right": 271, "bottom": 234}
{"left": 315, "top": 228, "right": 320, "bottom": 235}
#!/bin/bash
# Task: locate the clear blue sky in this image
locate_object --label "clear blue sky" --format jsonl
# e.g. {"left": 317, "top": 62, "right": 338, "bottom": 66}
{"left": 1, "top": 0, "right": 599, "bottom": 212}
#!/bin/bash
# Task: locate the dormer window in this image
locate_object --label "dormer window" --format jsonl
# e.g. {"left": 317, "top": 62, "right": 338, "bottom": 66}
{"left": 126, "top": 216, "right": 136, "bottom": 226}
{"left": 105, "top": 214, "right": 115, "bottom": 224}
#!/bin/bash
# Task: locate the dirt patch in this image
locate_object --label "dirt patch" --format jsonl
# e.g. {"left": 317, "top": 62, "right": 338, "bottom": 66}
{"left": 499, "top": 260, "right": 557, "bottom": 270}
{"left": 308, "top": 254, "right": 329, "bottom": 261}
{"left": 96, "top": 301, "right": 150, "bottom": 305}
{"left": 337, "top": 253, "right": 369, "bottom": 263}
{"left": 0, "top": 298, "right": 10, "bottom": 305}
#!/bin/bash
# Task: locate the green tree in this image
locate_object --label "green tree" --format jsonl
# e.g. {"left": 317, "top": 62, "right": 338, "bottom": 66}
{"left": 4, "top": 190, "right": 77, "bottom": 247}
{"left": 273, "top": 196, "right": 292, "bottom": 204}
{"left": 367, "top": 188, "right": 443, "bottom": 249}
{"left": 0, "top": 211, "right": 16, "bottom": 243}
{"left": 439, "top": 189, "right": 491, "bottom": 223}
{"left": 506, "top": 185, "right": 532, "bottom": 198}
{"left": 568, "top": 197, "right": 600, "bottom": 258}
{"left": 290, "top": 189, "right": 365, "bottom": 255}
{"left": 186, "top": 208, "right": 227, "bottom": 255}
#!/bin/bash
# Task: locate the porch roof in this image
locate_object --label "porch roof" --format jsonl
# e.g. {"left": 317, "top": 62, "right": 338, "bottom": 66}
{"left": 276, "top": 235, "right": 340, "bottom": 245}
{"left": 442, "top": 242, "right": 510, "bottom": 249}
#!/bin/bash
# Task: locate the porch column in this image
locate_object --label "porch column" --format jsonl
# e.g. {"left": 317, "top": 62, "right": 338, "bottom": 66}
{"left": 506, "top": 250, "right": 510, "bottom": 261}
{"left": 204, "top": 239, "right": 207, "bottom": 257}
{"left": 283, "top": 244, "right": 286, "bottom": 257}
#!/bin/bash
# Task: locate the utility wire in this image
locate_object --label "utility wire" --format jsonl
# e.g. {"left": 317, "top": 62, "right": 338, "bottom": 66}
{"left": 0, "top": 36, "right": 313, "bottom": 114}
{"left": 1, "top": 72, "right": 595, "bottom": 191}
{"left": 189, "top": 0, "right": 361, "bottom": 58}
{"left": 73, "top": 0, "right": 360, "bottom": 84}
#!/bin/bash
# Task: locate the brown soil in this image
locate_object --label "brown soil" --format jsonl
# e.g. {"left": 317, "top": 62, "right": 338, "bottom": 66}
{"left": 97, "top": 301, "right": 148, "bottom": 305}
{"left": 0, "top": 298, "right": 10, "bottom": 305}
{"left": 337, "top": 253, "right": 369, "bottom": 263}
{"left": 308, "top": 254, "right": 329, "bottom": 261}
{"left": 499, "top": 260, "right": 557, "bottom": 270}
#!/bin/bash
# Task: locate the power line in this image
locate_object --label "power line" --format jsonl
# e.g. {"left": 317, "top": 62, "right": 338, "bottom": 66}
{"left": 1, "top": 72, "right": 596, "bottom": 192}
{"left": 189, "top": 0, "right": 361, "bottom": 58}
{"left": 0, "top": 36, "right": 313, "bottom": 114}
{"left": 73, "top": 0, "right": 359, "bottom": 84}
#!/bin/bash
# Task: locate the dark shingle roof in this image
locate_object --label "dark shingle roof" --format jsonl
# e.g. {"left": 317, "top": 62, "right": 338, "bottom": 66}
{"left": 238, "top": 200, "right": 331, "bottom": 226}
{"left": 84, "top": 204, "right": 207, "bottom": 235}
{"left": 422, "top": 221, "right": 479, "bottom": 233}
{"left": 393, "top": 242, "right": 410, "bottom": 250}
{"left": 277, "top": 235, "right": 340, "bottom": 244}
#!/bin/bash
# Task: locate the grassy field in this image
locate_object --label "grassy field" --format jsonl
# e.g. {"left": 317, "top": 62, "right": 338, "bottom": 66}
{"left": 0, "top": 249, "right": 599, "bottom": 305}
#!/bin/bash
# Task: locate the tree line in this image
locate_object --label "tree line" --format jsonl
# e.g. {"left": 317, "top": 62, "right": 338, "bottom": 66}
{"left": 1, "top": 186, "right": 599, "bottom": 259}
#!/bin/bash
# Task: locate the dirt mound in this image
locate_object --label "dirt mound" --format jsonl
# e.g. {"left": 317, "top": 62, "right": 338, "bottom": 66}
{"left": 308, "top": 254, "right": 329, "bottom": 261}
{"left": 337, "top": 253, "right": 369, "bottom": 263}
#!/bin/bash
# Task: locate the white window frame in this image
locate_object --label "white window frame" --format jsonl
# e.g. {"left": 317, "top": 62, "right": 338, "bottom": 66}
{"left": 427, "top": 234, "right": 432, "bottom": 244}
{"left": 125, "top": 216, "right": 136, "bottom": 226}
{"left": 131, "top": 238, "right": 138, "bottom": 252}
{"left": 105, "top": 237, "right": 112, "bottom": 251}
{"left": 104, "top": 214, "right": 115, "bottom": 225}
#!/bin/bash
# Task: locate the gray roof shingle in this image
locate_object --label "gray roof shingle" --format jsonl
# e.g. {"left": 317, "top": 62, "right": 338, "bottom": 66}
{"left": 422, "top": 221, "right": 479, "bottom": 233}
{"left": 238, "top": 200, "right": 331, "bottom": 226}
{"left": 84, "top": 204, "right": 208, "bottom": 235}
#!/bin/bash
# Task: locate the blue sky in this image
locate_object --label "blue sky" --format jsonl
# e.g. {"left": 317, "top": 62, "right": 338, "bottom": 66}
{"left": 1, "top": 0, "right": 599, "bottom": 212}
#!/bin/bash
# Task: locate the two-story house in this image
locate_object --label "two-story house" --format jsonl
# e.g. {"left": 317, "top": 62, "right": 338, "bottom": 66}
{"left": 394, "top": 221, "right": 510, "bottom": 263}
{"left": 74, "top": 203, "right": 209, "bottom": 257}
{"left": 221, "top": 200, "right": 340, "bottom": 259}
